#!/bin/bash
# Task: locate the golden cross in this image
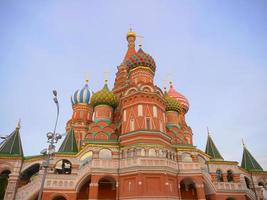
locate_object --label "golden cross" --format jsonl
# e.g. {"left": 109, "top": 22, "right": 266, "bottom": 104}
{"left": 136, "top": 35, "right": 144, "bottom": 48}
{"left": 85, "top": 72, "right": 90, "bottom": 84}
{"left": 103, "top": 70, "right": 110, "bottom": 83}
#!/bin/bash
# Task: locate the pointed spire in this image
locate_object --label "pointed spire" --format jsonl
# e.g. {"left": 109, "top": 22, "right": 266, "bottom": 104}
{"left": 241, "top": 140, "right": 263, "bottom": 172}
{"left": 0, "top": 123, "right": 24, "bottom": 157}
{"left": 205, "top": 129, "right": 224, "bottom": 160}
{"left": 58, "top": 128, "right": 78, "bottom": 154}
{"left": 124, "top": 28, "right": 136, "bottom": 61}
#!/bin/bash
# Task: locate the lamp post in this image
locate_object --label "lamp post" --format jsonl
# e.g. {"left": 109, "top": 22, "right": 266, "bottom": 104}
{"left": 37, "top": 90, "right": 62, "bottom": 200}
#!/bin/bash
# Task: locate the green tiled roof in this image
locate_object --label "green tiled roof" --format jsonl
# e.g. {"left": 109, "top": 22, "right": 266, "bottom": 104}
{"left": 205, "top": 134, "right": 224, "bottom": 160}
{"left": 241, "top": 145, "right": 263, "bottom": 172}
{"left": 0, "top": 127, "right": 23, "bottom": 157}
{"left": 58, "top": 128, "right": 78, "bottom": 154}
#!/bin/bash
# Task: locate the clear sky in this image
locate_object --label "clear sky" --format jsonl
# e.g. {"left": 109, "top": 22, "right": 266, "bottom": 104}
{"left": 0, "top": 0, "right": 266, "bottom": 168}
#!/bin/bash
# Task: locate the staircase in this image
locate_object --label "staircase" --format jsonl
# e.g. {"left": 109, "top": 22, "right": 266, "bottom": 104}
{"left": 16, "top": 175, "right": 41, "bottom": 200}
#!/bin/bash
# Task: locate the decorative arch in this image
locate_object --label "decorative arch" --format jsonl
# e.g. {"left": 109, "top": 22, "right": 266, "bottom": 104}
{"left": 98, "top": 176, "right": 116, "bottom": 200}
{"left": 148, "top": 148, "right": 156, "bottom": 157}
{"left": 179, "top": 178, "right": 197, "bottom": 200}
{"left": 76, "top": 174, "right": 91, "bottom": 200}
{"left": 0, "top": 169, "right": 11, "bottom": 200}
{"left": 54, "top": 159, "right": 72, "bottom": 174}
{"left": 226, "top": 170, "right": 234, "bottom": 182}
{"left": 99, "top": 148, "right": 112, "bottom": 160}
{"left": 216, "top": 169, "right": 223, "bottom": 182}
{"left": 125, "top": 87, "right": 138, "bottom": 96}
{"left": 140, "top": 85, "right": 154, "bottom": 93}
{"left": 19, "top": 163, "right": 40, "bottom": 187}
{"left": 181, "top": 153, "right": 193, "bottom": 162}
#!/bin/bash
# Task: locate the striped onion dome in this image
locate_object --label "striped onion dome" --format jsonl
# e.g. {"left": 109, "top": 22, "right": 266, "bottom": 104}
{"left": 126, "top": 48, "right": 156, "bottom": 72}
{"left": 71, "top": 81, "right": 93, "bottom": 105}
{"left": 91, "top": 81, "right": 118, "bottom": 108}
{"left": 164, "top": 92, "right": 182, "bottom": 113}
{"left": 168, "top": 82, "right": 189, "bottom": 112}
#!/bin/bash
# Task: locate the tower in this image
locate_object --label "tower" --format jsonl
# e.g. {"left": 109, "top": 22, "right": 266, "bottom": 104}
{"left": 66, "top": 80, "right": 93, "bottom": 149}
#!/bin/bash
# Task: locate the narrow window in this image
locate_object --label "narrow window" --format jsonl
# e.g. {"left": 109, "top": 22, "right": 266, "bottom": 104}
{"left": 216, "top": 169, "right": 223, "bottom": 182}
{"left": 123, "top": 110, "right": 126, "bottom": 121}
{"left": 146, "top": 118, "right": 151, "bottom": 129}
{"left": 130, "top": 119, "right": 135, "bottom": 131}
{"left": 227, "top": 170, "right": 234, "bottom": 182}
{"left": 138, "top": 105, "right": 143, "bottom": 116}
{"left": 153, "top": 106, "right": 157, "bottom": 118}
{"left": 159, "top": 120, "right": 163, "bottom": 132}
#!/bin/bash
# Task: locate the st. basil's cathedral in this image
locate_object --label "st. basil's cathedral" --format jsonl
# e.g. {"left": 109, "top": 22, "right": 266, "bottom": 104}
{"left": 0, "top": 30, "right": 267, "bottom": 200}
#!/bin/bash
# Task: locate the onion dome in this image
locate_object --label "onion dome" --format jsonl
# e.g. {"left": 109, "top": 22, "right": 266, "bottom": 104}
{"left": 168, "top": 81, "right": 189, "bottom": 112}
{"left": 126, "top": 48, "right": 156, "bottom": 72}
{"left": 164, "top": 92, "right": 182, "bottom": 113}
{"left": 71, "top": 80, "right": 93, "bottom": 105}
{"left": 91, "top": 81, "right": 118, "bottom": 108}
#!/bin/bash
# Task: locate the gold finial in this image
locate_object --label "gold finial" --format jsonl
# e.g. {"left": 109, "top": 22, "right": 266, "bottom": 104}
{"left": 169, "top": 81, "right": 173, "bottom": 86}
{"left": 17, "top": 119, "right": 21, "bottom": 129}
{"left": 103, "top": 70, "right": 110, "bottom": 84}
{"left": 85, "top": 72, "right": 90, "bottom": 84}
{"left": 136, "top": 35, "right": 144, "bottom": 48}
{"left": 207, "top": 127, "right": 211, "bottom": 136}
{"left": 127, "top": 25, "right": 136, "bottom": 39}
{"left": 242, "top": 138, "right": 246, "bottom": 148}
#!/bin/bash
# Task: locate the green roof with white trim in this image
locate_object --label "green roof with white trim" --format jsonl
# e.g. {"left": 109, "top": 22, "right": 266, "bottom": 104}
{"left": 241, "top": 145, "right": 263, "bottom": 172}
{"left": 58, "top": 128, "right": 78, "bottom": 154}
{"left": 0, "top": 126, "right": 23, "bottom": 157}
{"left": 205, "top": 134, "right": 224, "bottom": 160}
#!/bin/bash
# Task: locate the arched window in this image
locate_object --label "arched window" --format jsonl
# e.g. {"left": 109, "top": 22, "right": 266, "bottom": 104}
{"left": 227, "top": 170, "right": 234, "bottom": 182}
{"left": 140, "top": 149, "right": 146, "bottom": 156}
{"left": 99, "top": 149, "right": 112, "bottom": 160}
{"left": 146, "top": 118, "right": 151, "bottom": 129}
{"left": 216, "top": 169, "right": 223, "bottom": 182}
{"left": 148, "top": 149, "right": 156, "bottom": 157}
{"left": 55, "top": 160, "right": 72, "bottom": 174}
{"left": 130, "top": 119, "right": 135, "bottom": 131}
{"left": 19, "top": 163, "right": 40, "bottom": 186}
{"left": 181, "top": 153, "right": 192, "bottom": 162}
{"left": 226, "top": 197, "right": 235, "bottom": 200}
{"left": 244, "top": 177, "right": 251, "bottom": 189}
{"left": 80, "top": 151, "right": 93, "bottom": 162}
{"left": 53, "top": 196, "right": 67, "bottom": 200}
{"left": 0, "top": 170, "right": 11, "bottom": 199}
{"left": 158, "top": 149, "right": 163, "bottom": 157}
{"left": 198, "top": 156, "right": 208, "bottom": 172}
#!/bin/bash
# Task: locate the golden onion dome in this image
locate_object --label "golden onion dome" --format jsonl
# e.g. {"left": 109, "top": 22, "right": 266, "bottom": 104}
{"left": 91, "top": 82, "right": 118, "bottom": 108}
{"left": 164, "top": 92, "right": 182, "bottom": 113}
{"left": 126, "top": 29, "right": 136, "bottom": 39}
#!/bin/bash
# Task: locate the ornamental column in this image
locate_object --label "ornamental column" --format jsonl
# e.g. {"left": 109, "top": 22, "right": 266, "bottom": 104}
{"left": 89, "top": 176, "right": 99, "bottom": 200}
{"left": 196, "top": 183, "right": 206, "bottom": 200}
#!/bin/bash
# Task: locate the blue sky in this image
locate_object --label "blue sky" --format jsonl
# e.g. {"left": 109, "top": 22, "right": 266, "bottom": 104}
{"left": 0, "top": 0, "right": 266, "bottom": 168}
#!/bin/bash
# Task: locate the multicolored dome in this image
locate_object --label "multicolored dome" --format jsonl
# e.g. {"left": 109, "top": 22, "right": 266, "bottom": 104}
{"left": 126, "top": 48, "right": 156, "bottom": 72}
{"left": 164, "top": 92, "right": 182, "bottom": 113}
{"left": 91, "top": 82, "right": 118, "bottom": 108}
{"left": 71, "top": 81, "right": 93, "bottom": 105}
{"left": 168, "top": 82, "right": 189, "bottom": 112}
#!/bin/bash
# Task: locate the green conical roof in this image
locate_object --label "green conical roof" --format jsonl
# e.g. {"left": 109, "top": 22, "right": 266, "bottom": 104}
{"left": 205, "top": 134, "right": 224, "bottom": 160}
{"left": 91, "top": 82, "right": 118, "bottom": 108}
{"left": 241, "top": 145, "right": 263, "bottom": 172}
{"left": 164, "top": 92, "right": 182, "bottom": 113}
{"left": 0, "top": 126, "right": 23, "bottom": 157}
{"left": 58, "top": 128, "right": 78, "bottom": 154}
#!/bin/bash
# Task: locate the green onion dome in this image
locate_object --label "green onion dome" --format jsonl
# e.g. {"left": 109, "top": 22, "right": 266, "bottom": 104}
{"left": 126, "top": 48, "right": 156, "bottom": 72}
{"left": 164, "top": 92, "right": 182, "bottom": 113}
{"left": 91, "top": 81, "right": 118, "bottom": 109}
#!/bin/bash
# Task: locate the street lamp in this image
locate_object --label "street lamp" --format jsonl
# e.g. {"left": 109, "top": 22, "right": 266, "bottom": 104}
{"left": 37, "top": 90, "right": 62, "bottom": 200}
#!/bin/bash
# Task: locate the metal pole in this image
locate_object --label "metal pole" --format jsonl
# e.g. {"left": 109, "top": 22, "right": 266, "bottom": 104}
{"left": 37, "top": 90, "right": 60, "bottom": 200}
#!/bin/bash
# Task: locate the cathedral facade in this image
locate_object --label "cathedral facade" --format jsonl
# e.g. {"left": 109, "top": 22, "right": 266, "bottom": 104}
{"left": 0, "top": 30, "right": 267, "bottom": 200}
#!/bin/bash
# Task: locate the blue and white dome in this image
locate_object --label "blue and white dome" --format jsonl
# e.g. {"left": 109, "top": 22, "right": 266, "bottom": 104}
{"left": 71, "top": 82, "right": 93, "bottom": 105}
